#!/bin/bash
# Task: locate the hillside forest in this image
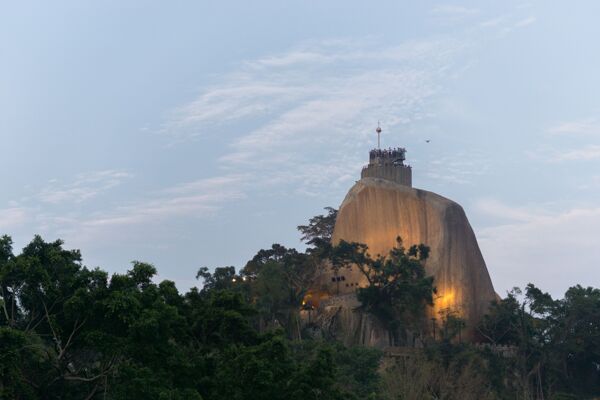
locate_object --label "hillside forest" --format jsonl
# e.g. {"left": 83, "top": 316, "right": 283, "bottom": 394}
{"left": 0, "top": 207, "right": 599, "bottom": 399}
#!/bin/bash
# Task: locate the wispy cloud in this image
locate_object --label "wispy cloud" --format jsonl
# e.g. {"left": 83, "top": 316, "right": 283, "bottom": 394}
{"left": 424, "top": 151, "right": 490, "bottom": 185}
{"left": 165, "top": 84, "right": 314, "bottom": 139}
{"left": 516, "top": 2, "right": 533, "bottom": 9}
{"left": 431, "top": 4, "right": 479, "bottom": 25}
{"left": 479, "top": 17, "right": 505, "bottom": 28}
{"left": 474, "top": 198, "right": 548, "bottom": 222}
{"left": 558, "top": 145, "right": 600, "bottom": 161}
{"left": 432, "top": 5, "right": 479, "bottom": 16}
{"left": 481, "top": 11, "right": 537, "bottom": 37}
{"left": 164, "top": 37, "right": 467, "bottom": 195}
{"left": 5, "top": 37, "right": 471, "bottom": 245}
{"left": 0, "top": 207, "right": 29, "bottom": 231}
{"left": 524, "top": 117, "right": 600, "bottom": 164}
{"left": 515, "top": 16, "right": 536, "bottom": 27}
{"left": 10, "top": 171, "right": 246, "bottom": 250}
{"left": 477, "top": 200, "right": 600, "bottom": 296}
{"left": 548, "top": 117, "right": 600, "bottom": 136}
{"left": 38, "top": 170, "right": 133, "bottom": 204}
{"left": 83, "top": 174, "right": 246, "bottom": 227}
{"left": 530, "top": 145, "right": 600, "bottom": 162}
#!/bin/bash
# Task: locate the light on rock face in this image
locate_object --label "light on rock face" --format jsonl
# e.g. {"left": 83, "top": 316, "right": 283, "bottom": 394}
{"left": 326, "top": 146, "right": 496, "bottom": 342}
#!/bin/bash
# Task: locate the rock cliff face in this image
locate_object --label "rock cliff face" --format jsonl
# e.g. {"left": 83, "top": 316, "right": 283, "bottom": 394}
{"left": 308, "top": 294, "right": 391, "bottom": 348}
{"left": 329, "top": 177, "right": 497, "bottom": 341}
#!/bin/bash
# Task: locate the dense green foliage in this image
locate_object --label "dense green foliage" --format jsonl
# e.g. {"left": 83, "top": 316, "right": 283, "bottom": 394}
{"left": 297, "top": 206, "right": 338, "bottom": 245}
{"left": 325, "top": 237, "right": 436, "bottom": 345}
{"left": 1, "top": 207, "right": 599, "bottom": 399}
{"left": 476, "top": 285, "right": 600, "bottom": 399}
{"left": 0, "top": 234, "right": 379, "bottom": 399}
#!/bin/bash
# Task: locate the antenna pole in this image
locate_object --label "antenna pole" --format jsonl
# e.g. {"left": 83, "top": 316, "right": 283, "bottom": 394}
{"left": 376, "top": 122, "right": 382, "bottom": 150}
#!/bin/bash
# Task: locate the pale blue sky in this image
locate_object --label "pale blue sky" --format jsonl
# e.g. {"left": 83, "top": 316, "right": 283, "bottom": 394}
{"left": 2, "top": 1, "right": 600, "bottom": 297}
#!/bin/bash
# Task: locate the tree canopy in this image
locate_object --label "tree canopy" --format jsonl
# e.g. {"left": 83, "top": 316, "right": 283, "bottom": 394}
{"left": 1, "top": 205, "right": 599, "bottom": 400}
{"left": 325, "top": 237, "right": 436, "bottom": 345}
{"left": 0, "top": 234, "right": 378, "bottom": 399}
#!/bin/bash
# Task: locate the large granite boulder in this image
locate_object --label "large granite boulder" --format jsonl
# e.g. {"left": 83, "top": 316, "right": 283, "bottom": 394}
{"left": 329, "top": 177, "right": 497, "bottom": 340}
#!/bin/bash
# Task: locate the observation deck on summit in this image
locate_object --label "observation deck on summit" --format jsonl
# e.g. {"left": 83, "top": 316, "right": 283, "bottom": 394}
{"left": 361, "top": 125, "right": 412, "bottom": 187}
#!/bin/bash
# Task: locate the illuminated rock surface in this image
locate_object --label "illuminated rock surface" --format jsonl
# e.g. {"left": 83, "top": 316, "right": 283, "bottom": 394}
{"left": 327, "top": 177, "right": 497, "bottom": 342}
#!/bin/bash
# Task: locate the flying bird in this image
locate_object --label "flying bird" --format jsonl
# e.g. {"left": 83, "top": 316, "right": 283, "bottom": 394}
{"left": 425, "top": 139, "right": 431, "bottom": 143}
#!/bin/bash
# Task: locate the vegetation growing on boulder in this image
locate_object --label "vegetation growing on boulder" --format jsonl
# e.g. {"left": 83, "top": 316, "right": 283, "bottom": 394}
{"left": 0, "top": 209, "right": 599, "bottom": 399}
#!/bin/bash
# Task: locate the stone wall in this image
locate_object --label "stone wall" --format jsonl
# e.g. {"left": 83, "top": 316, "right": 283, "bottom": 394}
{"left": 361, "top": 164, "right": 412, "bottom": 187}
